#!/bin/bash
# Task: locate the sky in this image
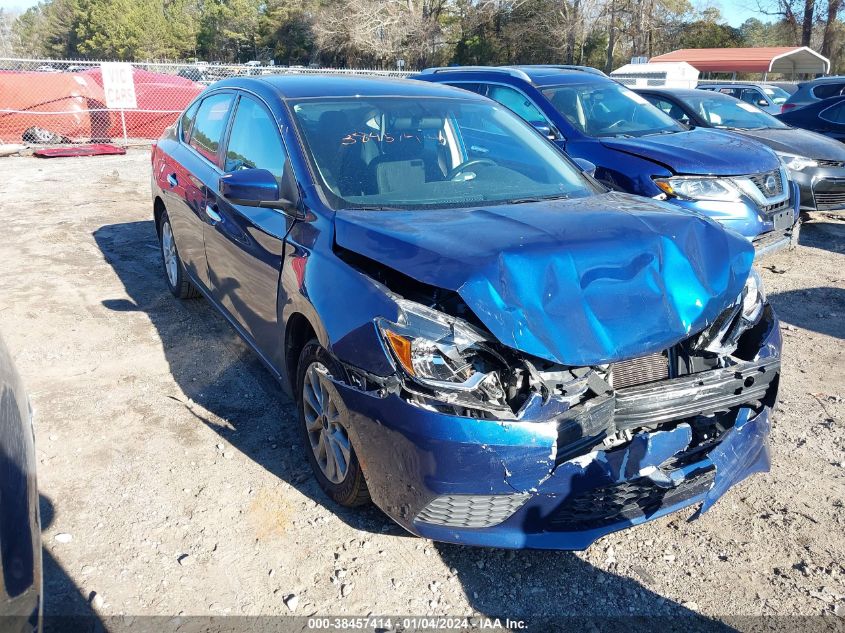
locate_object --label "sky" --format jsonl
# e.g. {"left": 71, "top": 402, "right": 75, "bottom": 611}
{"left": 0, "top": 0, "right": 771, "bottom": 27}
{"left": 715, "top": 0, "right": 768, "bottom": 27}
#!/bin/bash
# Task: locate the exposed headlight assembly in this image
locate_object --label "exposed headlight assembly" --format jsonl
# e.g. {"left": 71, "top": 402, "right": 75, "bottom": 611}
{"left": 377, "top": 299, "right": 508, "bottom": 407}
{"left": 377, "top": 299, "right": 606, "bottom": 417}
{"left": 741, "top": 268, "right": 765, "bottom": 324}
{"left": 775, "top": 151, "right": 818, "bottom": 171}
{"left": 695, "top": 269, "right": 766, "bottom": 354}
{"left": 653, "top": 176, "right": 743, "bottom": 202}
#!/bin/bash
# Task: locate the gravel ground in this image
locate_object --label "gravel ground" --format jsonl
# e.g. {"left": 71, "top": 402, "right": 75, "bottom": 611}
{"left": 0, "top": 149, "right": 843, "bottom": 631}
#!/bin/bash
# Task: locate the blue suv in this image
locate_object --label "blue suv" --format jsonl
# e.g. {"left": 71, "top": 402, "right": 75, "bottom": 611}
{"left": 415, "top": 66, "right": 800, "bottom": 258}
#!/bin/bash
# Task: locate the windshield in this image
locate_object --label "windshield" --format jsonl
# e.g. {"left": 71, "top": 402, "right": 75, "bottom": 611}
{"left": 541, "top": 82, "right": 685, "bottom": 138}
{"left": 762, "top": 85, "right": 790, "bottom": 105}
{"left": 687, "top": 93, "right": 788, "bottom": 130}
{"left": 289, "top": 97, "right": 594, "bottom": 210}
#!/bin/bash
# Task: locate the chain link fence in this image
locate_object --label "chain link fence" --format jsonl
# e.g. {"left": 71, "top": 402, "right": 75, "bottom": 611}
{"left": 0, "top": 58, "right": 413, "bottom": 146}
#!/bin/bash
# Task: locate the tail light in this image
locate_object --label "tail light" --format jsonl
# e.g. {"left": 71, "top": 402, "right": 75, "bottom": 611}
{"left": 781, "top": 103, "right": 796, "bottom": 114}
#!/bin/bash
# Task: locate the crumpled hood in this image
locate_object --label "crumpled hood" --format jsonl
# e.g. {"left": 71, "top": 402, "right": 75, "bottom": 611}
{"left": 732, "top": 127, "right": 845, "bottom": 162}
{"left": 334, "top": 192, "right": 754, "bottom": 366}
{"left": 600, "top": 128, "right": 779, "bottom": 175}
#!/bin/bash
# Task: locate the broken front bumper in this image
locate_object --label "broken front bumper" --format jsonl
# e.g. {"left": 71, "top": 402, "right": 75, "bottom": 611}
{"left": 330, "top": 314, "right": 781, "bottom": 550}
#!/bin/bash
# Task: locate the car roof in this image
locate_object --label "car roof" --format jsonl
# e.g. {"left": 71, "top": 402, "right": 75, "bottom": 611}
{"left": 635, "top": 87, "right": 715, "bottom": 99}
{"left": 509, "top": 65, "right": 608, "bottom": 85}
{"left": 699, "top": 82, "right": 787, "bottom": 90}
{"left": 420, "top": 65, "right": 608, "bottom": 87}
{"left": 804, "top": 75, "right": 845, "bottom": 83}
{"left": 209, "top": 74, "right": 486, "bottom": 100}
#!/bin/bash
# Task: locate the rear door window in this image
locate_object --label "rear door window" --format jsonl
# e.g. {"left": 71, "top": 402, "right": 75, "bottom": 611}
{"left": 189, "top": 93, "right": 235, "bottom": 165}
{"left": 820, "top": 102, "right": 845, "bottom": 124}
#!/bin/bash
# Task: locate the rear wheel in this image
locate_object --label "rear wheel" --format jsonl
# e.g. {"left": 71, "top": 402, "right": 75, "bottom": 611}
{"left": 158, "top": 210, "right": 200, "bottom": 299}
{"left": 296, "top": 340, "right": 369, "bottom": 507}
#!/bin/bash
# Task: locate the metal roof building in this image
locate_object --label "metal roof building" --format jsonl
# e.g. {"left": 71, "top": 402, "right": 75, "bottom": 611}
{"left": 649, "top": 47, "right": 830, "bottom": 77}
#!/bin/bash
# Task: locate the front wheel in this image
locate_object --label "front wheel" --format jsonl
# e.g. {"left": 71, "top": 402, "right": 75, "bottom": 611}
{"left": 158, "top": 210, "right": 200, "bottom": 299}
{"left": 296, "top": 340, "right": 370, "bottom": 507}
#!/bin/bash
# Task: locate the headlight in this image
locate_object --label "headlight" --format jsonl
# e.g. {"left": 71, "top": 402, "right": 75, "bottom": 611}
{"left": 741, "top": 269, "right": 765, "bottom": 323}
{"left": 378, "top": 299, "right": 503, "bottom": 394}
{"left": 653, "top": 176, "right": 743, "bottom": 202}
{"left": 775, "top": 151, "right": 818, "bottom": 171}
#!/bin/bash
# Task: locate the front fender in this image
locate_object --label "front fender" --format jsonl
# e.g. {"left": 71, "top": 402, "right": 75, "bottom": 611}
{"left": 279, "top": 216, "right": 400, "bottom": 386}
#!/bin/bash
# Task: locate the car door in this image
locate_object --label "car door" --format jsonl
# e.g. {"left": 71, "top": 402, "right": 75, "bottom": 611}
{"left": 203, "top": 92, "right": 293, "bottom": 363}
{"left": 160, "top": 92, "right": 235, "bottom": 289}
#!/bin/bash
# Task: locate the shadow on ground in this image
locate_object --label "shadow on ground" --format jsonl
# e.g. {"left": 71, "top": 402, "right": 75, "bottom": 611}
{"left": 768, "top": 287, "right": 845, "bottom": 340}
{"left": 437, "top": 543, "right": 736, "bottom": 630}
{"left": 94, "top": 220, "right": 399, "bottom": 538}
{"left": 797, "top": 217, "right": 845, "bottom": 256}
{"left": 94, "top": 220, "right": 734, "bottom": 627}
{"left": 40, "top": 495, "right": 106, "bottom": 632}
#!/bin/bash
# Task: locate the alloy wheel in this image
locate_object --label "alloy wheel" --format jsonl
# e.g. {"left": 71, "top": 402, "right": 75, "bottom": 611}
{"left": 161, "top": 221, "right": 178, "bottom": 287}
{"left": 302, "top": 362, "right": 351, "bottom": 484}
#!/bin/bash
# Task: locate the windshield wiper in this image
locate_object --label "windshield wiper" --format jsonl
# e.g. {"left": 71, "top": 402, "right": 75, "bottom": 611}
{"left": 346, "top": 205, "right": 405, "bottom": 211}
{"left": 510, "top": 193, "right": 573, "bottom": 204}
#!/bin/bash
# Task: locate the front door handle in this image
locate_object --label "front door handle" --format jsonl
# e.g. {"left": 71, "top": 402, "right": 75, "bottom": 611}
{"left": 205, "top": 204, "right": 222, "bottom": 223}
{"left": 166, "top": 173, "right": 178, "bottom": 188}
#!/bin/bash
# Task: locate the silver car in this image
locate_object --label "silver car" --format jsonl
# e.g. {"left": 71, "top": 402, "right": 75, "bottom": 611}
{"left": 698, "top": 83, "right": 792, "bottom": 115}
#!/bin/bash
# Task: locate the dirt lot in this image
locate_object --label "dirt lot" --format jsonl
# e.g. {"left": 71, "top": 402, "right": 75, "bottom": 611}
{"left": 0, "top": 148, "right": 843, "bottom": 630}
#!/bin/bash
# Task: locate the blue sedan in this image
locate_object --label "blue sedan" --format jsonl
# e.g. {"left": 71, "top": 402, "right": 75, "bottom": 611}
{"left": 152, "top": 75, "right": 781, "bottom": 550}
{"left": 777, "top": 95, "right": 845, "bottom": 143}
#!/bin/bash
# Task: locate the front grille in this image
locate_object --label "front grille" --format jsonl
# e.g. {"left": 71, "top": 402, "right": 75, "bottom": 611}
{"left": 815, "top": 192, "right": 845, "bottom": 210}
{"left": 610, "top": 352, "right": 669, "bottom": 390}
{"left": 547, "top": 467, "right": 715, "bottom": 531}
{"left": 760, "top": 198, "right": 792, "bottom": 215}
{"left": 814, "top": 180, "right": 845, "bottom": 210}
{"left": 416, "top": 494, "right": 530, "bottom": 528}
{"left": 748, "top": 169, "right": 785, "bottom": 198}
{"left": 817, "top": 159, "right": 845, "bottom": 168}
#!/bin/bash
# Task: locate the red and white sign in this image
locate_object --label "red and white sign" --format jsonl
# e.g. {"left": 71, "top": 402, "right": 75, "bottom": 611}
{"left": 100, "top": 62, "right": 137, "bottom": 109}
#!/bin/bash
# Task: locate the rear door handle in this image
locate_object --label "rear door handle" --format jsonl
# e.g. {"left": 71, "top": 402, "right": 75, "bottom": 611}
{"left": 205, "top": 204, "right": 222, "bottom": 223}
{"left": 166, "top": 173, "right": 178, "bottom": 188}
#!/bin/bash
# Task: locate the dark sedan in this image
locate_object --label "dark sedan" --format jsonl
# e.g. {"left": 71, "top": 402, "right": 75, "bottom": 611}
{"left": 776, "top": 95, "right": 845, "bottom": 144}
{"left": 636, "top": 88, "right": 845, "bottom": 213}
{"left": 152, "top": 75, "right": 781, "bottom": 550}
{"left": 0, "top": 335, "right": 41, "bottom": 632}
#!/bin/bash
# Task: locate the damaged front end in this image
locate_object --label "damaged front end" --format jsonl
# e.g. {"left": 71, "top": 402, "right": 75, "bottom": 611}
{"left": 328, "top": 261, "right": 780, "bottom": 549}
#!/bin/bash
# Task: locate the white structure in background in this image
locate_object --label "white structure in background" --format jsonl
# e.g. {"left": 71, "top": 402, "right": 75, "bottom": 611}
{"left": 610, "top": 61, "right": 699, "bottom": 89}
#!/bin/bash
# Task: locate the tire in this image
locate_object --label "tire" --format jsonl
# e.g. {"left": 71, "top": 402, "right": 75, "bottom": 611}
{"left": 158, "top": 210, "right": 200, "bottom": 299}
{"left": 296, "top": 340, "right": 370, "bottom": 507}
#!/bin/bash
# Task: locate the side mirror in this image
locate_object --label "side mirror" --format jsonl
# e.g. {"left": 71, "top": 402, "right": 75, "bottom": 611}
{"left": 572, "top": 157, "right": 596, "bottom": 177}
{"left": 757, "top": 99, "right": 768, "bottom": 107}
{"left": 531, "top": 121, "right": 558, "bottom": 141}
{"left": 219, "top": 168, "right": 296, "bottom": 213}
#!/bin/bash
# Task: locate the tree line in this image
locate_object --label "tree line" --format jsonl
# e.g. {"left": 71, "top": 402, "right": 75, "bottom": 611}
{"left": 0, "top": 0, "right": 842, "bottom": 74}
